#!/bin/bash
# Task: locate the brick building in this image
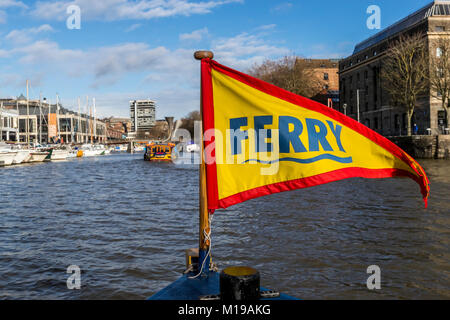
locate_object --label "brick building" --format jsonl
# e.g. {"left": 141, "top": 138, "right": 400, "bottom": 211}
{"left": 304, "top": 59, "right": 340, "bottom": 107}
{"left": 104, "top": 117, "right": 132, "bottom": 140}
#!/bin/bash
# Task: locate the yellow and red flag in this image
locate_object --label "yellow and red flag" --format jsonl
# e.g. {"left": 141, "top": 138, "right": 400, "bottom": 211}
{"left": 200, "top": 59, "right": 429, "bottom": 210}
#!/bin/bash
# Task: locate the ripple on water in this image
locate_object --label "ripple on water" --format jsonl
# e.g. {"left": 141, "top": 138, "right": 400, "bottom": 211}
{"left": 0, "top": 155, "right": 449, "bottom": 299}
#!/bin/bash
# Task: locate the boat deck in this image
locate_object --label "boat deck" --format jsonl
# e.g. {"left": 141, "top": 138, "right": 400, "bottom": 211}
{"left": 148, "top": 271, "right": 297, "bottom": 300}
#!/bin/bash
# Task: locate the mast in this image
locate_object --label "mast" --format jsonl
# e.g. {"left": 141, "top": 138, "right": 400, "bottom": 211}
{"left": 47, "top": 97, "right": 50, "bottom": 144}
{"left": 56, "top": 93, "right": 60, "bottom": 143}
{"left": 93, "top": 97, "right": 96, "bottom": 143}
{"left": 90, "top": 105, "right": 93, "bottom": 143}
{"left": 85, "top": 96, "right": 89, "bottom": 143}
{"left": 194, "top": 50, "right": 214, "bottom": 275}
{"left": 0, "top": 102, "right": 3, "bottom": 142}
{"left": 26, "top": 80, "right": 29, "bottom": 146}
{"left": 39, "top": 92, "right": 42, "bottom": 144}
{"left": 78, "top": 97, "right": 81, "bottom": 144}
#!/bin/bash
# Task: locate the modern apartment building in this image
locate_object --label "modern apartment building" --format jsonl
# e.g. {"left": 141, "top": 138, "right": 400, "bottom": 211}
{"left": 129, "top": 99, "right": 156, "bottom": 139}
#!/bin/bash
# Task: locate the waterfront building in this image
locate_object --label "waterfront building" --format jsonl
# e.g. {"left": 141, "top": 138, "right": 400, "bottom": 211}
{"left": 0, "top": 96, "right": 107, "bottom": 144}
{"left": 0, "top": 107, "right": 19, "bottom": 142}
{"left": 339, "top": 0, "right": 450, "bottom": 136}
{"left": 305, "top": 59, "right": 340, "bottom": 107}
{"left": 130, "top": 99, "right": 156, "bottom": 139}
{"left": 104, "top": 117, "right": 132, "bottom": 140}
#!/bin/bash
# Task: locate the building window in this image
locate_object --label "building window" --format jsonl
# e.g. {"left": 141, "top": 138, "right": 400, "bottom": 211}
{"left": 324, "top": 73, "right": 329, "bottom": 80}
{"left": 373, "top": 50, "right": 377, "bottom": 56}
{"left": 437, "top": 47, "right": 443, "bottom": 57}
{"left": 436, "top": 26, "right": 445, "bottom": 32}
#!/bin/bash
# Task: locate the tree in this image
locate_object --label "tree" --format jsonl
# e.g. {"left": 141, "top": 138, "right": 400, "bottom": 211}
{"left": 179, "top": 110, "right": 201, "bottom": 138}
{"left": 248, "top": 56, "right": 325, "bottom": 98}
{"left": 428, "top": 36, "right": 450, "bottom": 130}
{"left": 381, "top": 33, "right": 429, "bottom": 136}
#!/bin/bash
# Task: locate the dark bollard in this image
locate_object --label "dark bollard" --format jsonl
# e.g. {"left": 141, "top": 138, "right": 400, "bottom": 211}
{"left": 220, "top": 266, "right": 260, "bottom": 301}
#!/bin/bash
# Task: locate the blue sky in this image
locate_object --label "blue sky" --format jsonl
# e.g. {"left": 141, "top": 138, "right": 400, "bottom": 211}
{"left": 0, "top": 0, "right": 437, "bottom": 119}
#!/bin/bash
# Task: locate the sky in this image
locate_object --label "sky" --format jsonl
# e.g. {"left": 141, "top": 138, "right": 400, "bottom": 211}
{"left": 0, "top": 0, "right": 438, "bottom": 119}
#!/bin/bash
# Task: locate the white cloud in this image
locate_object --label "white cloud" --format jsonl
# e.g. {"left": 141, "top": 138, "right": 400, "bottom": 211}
{"left": 0, "top": 0, "right": 27, "bottom": 8}
{"left": 7, "top": 39, "right": 197, "bottom": 89}
{"left": 30, "top": 0, "right": 243, "bottom": 21}
{"left": 0, "top": 23, "right": 289, "bottom": 119}
{"left": 212, "top": 28, "right": 289, "bottom": 71}
{"left": 125, "top": 23, "right": 142, "bottom": 32}
{"left": 179, "top": 27, "right": 208, "bottom": 42}
{"left": 5, "top": 24, "right": 54, "bottom": 44}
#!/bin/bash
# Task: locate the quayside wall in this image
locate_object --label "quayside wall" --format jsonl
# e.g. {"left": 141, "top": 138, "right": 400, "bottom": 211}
{"left": 388, "top": 135, "right": 450, "bottom": 159}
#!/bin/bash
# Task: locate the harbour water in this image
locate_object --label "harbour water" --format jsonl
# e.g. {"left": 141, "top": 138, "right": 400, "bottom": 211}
{"left": 0, "top": 154, "right": 449, "bottom": 299}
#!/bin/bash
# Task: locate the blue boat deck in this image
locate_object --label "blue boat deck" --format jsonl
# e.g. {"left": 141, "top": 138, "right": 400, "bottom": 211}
{"left": 149, "top": 271, "right": 297, "bottom": 300}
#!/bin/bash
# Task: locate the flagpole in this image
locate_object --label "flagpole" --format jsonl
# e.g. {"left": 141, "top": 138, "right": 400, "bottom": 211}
{"left": 194, "top": 50, "right": 213, "bottom": 276}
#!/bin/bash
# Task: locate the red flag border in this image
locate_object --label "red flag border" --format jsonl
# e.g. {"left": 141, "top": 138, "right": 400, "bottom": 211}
{"left": 201, "top": 59, "right": 430, "bottom": 209}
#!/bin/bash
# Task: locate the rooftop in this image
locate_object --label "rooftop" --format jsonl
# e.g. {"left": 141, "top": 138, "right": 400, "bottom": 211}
{"left": 353, "top": 0, "right": 450, "bottom": 54}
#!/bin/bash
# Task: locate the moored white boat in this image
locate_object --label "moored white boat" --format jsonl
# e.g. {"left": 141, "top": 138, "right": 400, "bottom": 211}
{"left": 67, "top": 151, "right": 78, "bottom": 158}
{"left": 0, "top": 151, "right": 18, "bottom": 166}
{"left": 81, "top": 144, "right": 108, "bottom": 156}
{"left": 49, "top": 149, "right": 69, "bottom": 161}
{"left": 82, "top": 149, "right": 98, "bottom": 157}
{"left": 28, "top": 151, "right": 49, "bottom": 163}
{"left": 12, "top": 150, "right": 31, "bottom": 164}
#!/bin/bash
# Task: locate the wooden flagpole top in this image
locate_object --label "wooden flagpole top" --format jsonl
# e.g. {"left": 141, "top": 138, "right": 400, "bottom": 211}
{"left": 194, "top": 51, "right": 214, "bottom": 60}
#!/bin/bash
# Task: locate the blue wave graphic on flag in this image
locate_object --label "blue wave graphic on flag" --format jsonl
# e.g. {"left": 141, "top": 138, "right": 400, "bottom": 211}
{"left": 242, "top": 154, "right": 353, "bottom": 164}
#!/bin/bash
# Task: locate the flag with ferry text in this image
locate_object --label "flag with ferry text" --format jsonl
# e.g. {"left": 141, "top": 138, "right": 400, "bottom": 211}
{"left": 200, "top": 59, "right": 429, "bottom": 210}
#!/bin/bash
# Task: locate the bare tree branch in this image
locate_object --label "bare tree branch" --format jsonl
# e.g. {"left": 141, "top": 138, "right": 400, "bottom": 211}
{"left": 381, "top": 32, "right": 429, "bottom": 136}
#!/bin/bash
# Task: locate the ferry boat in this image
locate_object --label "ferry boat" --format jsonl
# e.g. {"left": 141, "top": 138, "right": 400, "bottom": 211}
{"left": 144, "top": 143, "right": 175, "bottom": 162}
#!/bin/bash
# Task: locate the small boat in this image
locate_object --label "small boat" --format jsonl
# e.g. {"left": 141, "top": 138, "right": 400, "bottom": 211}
{"left": 67, "top": 150, "right": 77, "bottom": 158}
{"left": 48, "top": 149, "right": 69, "bottom": 161}
{"left": 80, "top": 144, "right": 107, "bottom": 156}
{"left": 28, "top": 151, "right": 49, "bottom": 163}
{"left": 144, "top": 143, "right": 175, "bottom": 162}
{"left": 94, "top": 145, "right": 106, "bottom": 155}
{"left": 80, "top": 144, "right": 97, "bottom": 157}
{"left": 186, "top": 143, "right": 200, "bottom": 153}
{"left": 134, "top": 145, "right": 145, "bottom": 152}
{"left": 0, "top": 151, "right": 17, "bottom": 166}
{"left": 42, "top": 148, "right": 68, "bottom": 161}
{"left": 0, "top": 143, "right": 31, "bottom": 165}
{"left": 12, "top": 150, "right": 31, "bottom": 164}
